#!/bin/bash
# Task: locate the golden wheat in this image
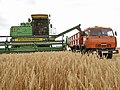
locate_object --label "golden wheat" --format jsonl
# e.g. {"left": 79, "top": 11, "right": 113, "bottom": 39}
{"left": 0, "top": 51, "right": 120, "bottom": 90}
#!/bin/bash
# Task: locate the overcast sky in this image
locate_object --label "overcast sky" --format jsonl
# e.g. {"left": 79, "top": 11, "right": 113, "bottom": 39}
{"left": 0, "top": 0, "right": 120, "bottom": 46}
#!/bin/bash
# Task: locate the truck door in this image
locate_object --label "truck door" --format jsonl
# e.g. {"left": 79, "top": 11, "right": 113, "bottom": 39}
{"left": 82, "top": 31, "right": 89, "bottom": 46}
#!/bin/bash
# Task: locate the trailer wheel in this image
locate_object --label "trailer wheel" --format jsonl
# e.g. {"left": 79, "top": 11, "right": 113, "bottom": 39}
{"left": 71, "top": 47, "right": 75, "bottom": 52}
{"left": 107, "top": 53, "right": 112, "bottom": 59}
{"left": 81, "top": 45, "right": 87, "bottom": 54}
{"left": 81, "top": 48, "right": 87, "bottom": 54}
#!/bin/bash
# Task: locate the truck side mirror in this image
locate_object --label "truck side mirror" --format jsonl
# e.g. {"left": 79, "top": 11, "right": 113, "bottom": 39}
{"left": 28, "top": 18, "right": 31, "bottom": 22}
{"left": 50, "top": 24, "right": 53, "bottom": 28}
{"left": 81, "top": 31, "right": 87, "bottom": 36}
{"left": 81, "top": 31, "right": 85, "bottom": 36}
{"left": 115, "top": 31, "right": 117, "bottom": 36}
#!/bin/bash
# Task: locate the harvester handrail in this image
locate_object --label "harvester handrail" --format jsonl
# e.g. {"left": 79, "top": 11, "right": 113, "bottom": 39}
{"left": 0, "top": 36, "right": 11, "bottom": 37}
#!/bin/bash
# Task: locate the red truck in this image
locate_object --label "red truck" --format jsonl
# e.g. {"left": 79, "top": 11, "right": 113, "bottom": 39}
{"left": 68, "top": 26, "right": 118, "bottom": 59}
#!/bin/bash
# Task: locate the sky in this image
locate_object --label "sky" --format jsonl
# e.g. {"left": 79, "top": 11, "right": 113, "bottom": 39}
{"left": 0, "top": 0, "right": 120, "bottom": 47}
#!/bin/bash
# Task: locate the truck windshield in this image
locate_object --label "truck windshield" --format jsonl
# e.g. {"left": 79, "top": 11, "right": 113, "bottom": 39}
{"left": 90, "top": 29, "right": 113, "bottom": 36}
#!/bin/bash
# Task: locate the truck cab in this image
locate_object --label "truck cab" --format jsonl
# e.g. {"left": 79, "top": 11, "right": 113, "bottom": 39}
{"left": 82, "top": 26, "right": 117, "bottom": 49}
{"left": 69, "top": 26, "right": 118, "bottom": 59}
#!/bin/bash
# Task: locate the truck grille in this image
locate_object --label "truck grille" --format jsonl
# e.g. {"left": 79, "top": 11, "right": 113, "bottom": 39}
{"left": 96, "top": 44, "right": 111, "bottom": 48}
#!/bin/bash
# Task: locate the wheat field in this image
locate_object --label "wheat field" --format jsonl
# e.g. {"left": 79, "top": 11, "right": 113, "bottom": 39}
{"left": 0, "top": 51, "right": 120, "bottom": 90}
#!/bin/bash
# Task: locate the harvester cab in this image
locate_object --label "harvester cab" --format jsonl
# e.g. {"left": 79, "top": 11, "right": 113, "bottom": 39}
{"left": 31, "top": 14, "right": 49, "bottom": 36}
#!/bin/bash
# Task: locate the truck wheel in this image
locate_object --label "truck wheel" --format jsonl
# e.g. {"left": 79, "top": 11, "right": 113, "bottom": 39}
{"left": 103, "top": 53, "right": 107, "bottom": 58}
{"left": 99, "top": 53, "right": 103, "bottom": 59}
{"left": 107, "top": 53, "right": 112, "bottom": 59}
{"left": 97, "top": 51, "right": 102, "bottom": 59}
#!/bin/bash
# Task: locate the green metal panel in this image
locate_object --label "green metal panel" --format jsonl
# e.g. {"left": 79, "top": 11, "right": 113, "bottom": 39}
{"left": 10, "top": 22, "right": 32, "bottom": 37}
{"left": 0, "top": 46, "right": 64, "bottom": 53}
{"left": 0, "top": 40, "right": 65, "bottom": 53}
{"left": 11, "top": 47, "right": 64, "bottom": 52}
{"left": 66, "top": 36, "right": 70, "bottom": 45}
{"left": 11, "top": 41, "right": 63, "bottom": 45}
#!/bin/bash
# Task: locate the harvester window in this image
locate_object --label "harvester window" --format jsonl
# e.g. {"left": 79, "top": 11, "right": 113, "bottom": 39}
{"left": 32, "top": 18, "right": 49, "bottom": 36}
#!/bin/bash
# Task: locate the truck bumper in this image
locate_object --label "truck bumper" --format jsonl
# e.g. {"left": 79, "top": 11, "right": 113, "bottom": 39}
{"left": 112, "top": 50, "right": 119, "bottom": 54}
{"left": 101, "top": 50, "right": 119, "bottom": 54}
{"left": 93, "top": 49, "right": 119, "bottom": 54}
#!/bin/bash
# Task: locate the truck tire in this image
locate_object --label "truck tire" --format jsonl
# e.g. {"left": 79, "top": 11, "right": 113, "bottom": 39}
{"left": 98, "top": 53, "right": 103, "bottom": 59}
{"left": 107, "top": 53, "right": 112, "bottom": 59}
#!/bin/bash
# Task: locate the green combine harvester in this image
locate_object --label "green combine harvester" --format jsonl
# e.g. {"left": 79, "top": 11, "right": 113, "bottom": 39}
{"left": 0, "top": 14, "right": 81, "bottom": 53}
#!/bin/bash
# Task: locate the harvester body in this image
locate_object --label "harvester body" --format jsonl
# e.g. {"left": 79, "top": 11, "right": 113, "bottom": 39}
{"left": 0, "top": 14, "right": 80, "bottom": 53}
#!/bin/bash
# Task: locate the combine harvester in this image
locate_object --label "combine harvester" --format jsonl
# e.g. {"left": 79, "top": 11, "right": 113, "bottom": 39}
{"left": 68, "top": 26, "right": 118, "bottom": 58}
{"left": 0, "top": 14, "right": 80, "bottom": 53}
